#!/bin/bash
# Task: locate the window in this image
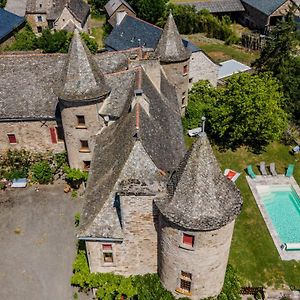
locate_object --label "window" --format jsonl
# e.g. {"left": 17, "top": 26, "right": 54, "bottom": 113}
{"left": 189, "top": 78, "right": 193, "bottom": 83}
{"left": 76, "top": 115, "right": 86, "bottom": 128}
{"left": 37, "top": 15, "right": 42, "bottom": 22}
{"left": 176, "top": 271, "right": 192, "bottom": 295}
{"left": 80, "top": 140, "right": 90, "bottom": 152}
{"left": 49, "top": 127, "right": 57, "bottom": 144}
{"left": 37, "top": 26, "right": 42, "bottom": 33}
{"left": 7, "top": 134, "right": 17, "bottom": 144}
{"left": 180, "top": 271, "right": 192, "bottom": 292}
{"left": 183, "top": 65, "right": 188, "bottom": 75}
{"left": 83, "top": 161, "right": 91, "bottom": 170}
{"left": 55, "top": 126, "right": 64, "bottom": 142}
{"left": 182, "top": 233, "right": 194, "bottom": 247}
{"left": 102, "top": 244, "right": 114, "bottom": 263}
{"left": 39, "top": 3, "right": 42, "bottom": 8}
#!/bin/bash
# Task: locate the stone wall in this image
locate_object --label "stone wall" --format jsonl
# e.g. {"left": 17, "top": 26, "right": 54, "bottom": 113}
{"left": 0, "top": 120, "right": 65, "bottom": 153}
{"left": 161, "top": 59, "right": 190, "bottom": 115}
{"left": 60, "top": 103, "right": 104, "bottom": 169}
{"left": 189, "top": 51, "right": 219, "bottom": 88}
{"left": 86, "top": 195, "right": 158, "bottom": 275}
{"left": 158, "top": 216, "right": 235, "bottom": 300}
{"left": 54, "top": 7, "right": 86, "bottom": 31}
{"left": 26, "top": 13, "right": 48, "bottom": 33}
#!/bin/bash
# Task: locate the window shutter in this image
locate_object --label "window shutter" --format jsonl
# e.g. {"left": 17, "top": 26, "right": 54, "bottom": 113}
{"left": 183, "top": 234, "right": 194, "bottom": 246}
{"left": 7, "top": 134, "right": 16, "bottom": 144}
{"left": 103, "top": 244, "right": 112, "bottom": 251}
{"left": 50, "top": 127, "right": 57, "bottom": 144}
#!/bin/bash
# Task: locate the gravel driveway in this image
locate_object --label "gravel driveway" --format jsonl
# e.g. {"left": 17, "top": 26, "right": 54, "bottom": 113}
{"left": 0, "top": 183, "right": 83, "bottom": 300}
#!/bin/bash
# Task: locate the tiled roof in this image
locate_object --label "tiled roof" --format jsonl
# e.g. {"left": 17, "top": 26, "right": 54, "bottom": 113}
{"left": 67, "top": 0, "right": 90, "bottom": 23}
{"left": 155, "top": 13, "right": 191, "bottom": 63}
{"left": 26, "top": 0, "right": 51, "bottom": 13}
{"left": 79, "top": 68, "right": 186, "bottom": 238}
{"left": 241, "top": 0, "right": 287, "bottom": 15}
{"left": 0, "top": 9, "right": 25, "bottom": 42}
{"left": 178, "top": 0, "right": 245, "bottom": 13}
{"left": 156, "top": 133, "right": 243, "bottom": 231}
{"left": 47, "top": 0, "right": 67, "bottom": 20}
{"left": 105, "top": 15, "right": 200, "bottom": 53}
{"left": 104, "top": 0, "right": 135, "bottom": 17}
{"left": 56, "top": 30, "right": 110, "bottom": 104}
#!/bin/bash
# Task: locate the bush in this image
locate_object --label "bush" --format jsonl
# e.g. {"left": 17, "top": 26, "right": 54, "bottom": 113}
{"left": 30, "top": 161, "right": 53, "bottom": 184}
{"left": 80, "top": 32, "right": 98, "bottom": 54}
{"left": 8, "top": 24, "right": 38, "bottom": 51}
{"left": 0, "top": 182, "right": 6, "bottom": 190}
{"left": 74, "top": 213, "right": 80, "bottom": 227}
{"left": 6, "top": 169, "right": 28, "bottom": 180}
{"left": 0, "top": 0, "right": 7, "bottom": 8}
{"left": 63, "top": 166, "right": 88, "bottom": 189}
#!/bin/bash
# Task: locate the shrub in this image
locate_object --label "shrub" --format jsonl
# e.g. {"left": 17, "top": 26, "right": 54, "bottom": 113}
{"left": 6, "top": 168, "right": 28, "bottom": 180}
{"left": 8, "top": 24, "right": 38, "bottom": 51}
{"left": 74, "top": 213, "right": 80, "bottom": 227}
{"left": 0, "top": 182, "right": 6, "bottom": 190}
{"left": 80, "top": 32, "right": 98, "bottom": 54}
{"left": 30, "top": 161, "right": 53, "bottom": 184}
{"left": 63, "top": 166, "right": 88, "bottom": 189}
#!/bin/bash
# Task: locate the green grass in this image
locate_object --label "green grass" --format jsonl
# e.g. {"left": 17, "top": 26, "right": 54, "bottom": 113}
{"left": 90, "top": 15, "right": 105, "bottom": 49}
{"left": 186, "top": 33, "right": 259, "bottom": 65}
{"left": 210, "top": 141, "right": 300, "bottom": 288}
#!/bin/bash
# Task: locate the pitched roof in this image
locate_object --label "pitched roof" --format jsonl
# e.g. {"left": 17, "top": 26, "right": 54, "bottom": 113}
{"left": 56, "top": 30, "right": 110, "bottom": 103}
{"left": 67, "top": 0, "right": 90, "bottom": 23}
{"left": 0, "top": 9, "right": 25, "bottom": 42}
{"left": 241, "top": 0, "right": 287, "bottom": 15}
{"left": 156, "top": 133, "right": 243, "bottom": 231}
{"left": 47, "top": 0, "right": 68, "bottom": 20}
{"left": 178, "top": 0, "right": 245, "bottom": 13}
{"left": 79, "top": 68, "right": 185, "bottom": 238}
{"left": 155, "top": 13, "right": 191, "bottom": 63}
{"left": 104, "top": 0, "right": 135, "bottom": 17}
{"left": 105, "top": 14, "right": 200, "bottom": 54}
{"left": 26, "top": 0, "right": 51, "bottom": 13}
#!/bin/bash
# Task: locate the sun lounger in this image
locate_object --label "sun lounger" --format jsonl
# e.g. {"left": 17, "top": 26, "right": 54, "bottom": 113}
{"left": 281, "top": 243, "right": 300, "bottom": 251}
{"left": 247, "top": 165, "right": 256, "bottom": 179}
{"left": 260, "top": 161, "right": 268, "bottom": 176}
{"left": 224, "top": 169, "right": 241, "bottom": 183}
{"left": 293, "top": 145, "right": 300, "bottom": 154}
{"left": 286, "top": 164, "right": 294, "bottom": 177}
{"left": 270, "top": 162, "right": 277, "bottom": 176}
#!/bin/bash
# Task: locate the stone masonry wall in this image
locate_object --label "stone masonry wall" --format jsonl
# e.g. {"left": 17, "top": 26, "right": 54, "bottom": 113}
{"left": 60, "top": 103, "right": 104, "bottom": 169}
{"left": 161, "top": 59, "right": 190, "bottom": 115}
{"left": 55, "top": 7, "right": 85, "bottom": 31}
{"left": 86, "top": 195, "right": 158, "bottom": 275}
{"left": 109, "top": 5, "right": 136, "bottom": 27}
{"left": 189, "top": 52, "right": 219, "bottom": 88}
{"left": 158, "top": 216, "right": 235, "bottom": 300}
{"left": 0, "top": 120, "right": 65, "bottom": 153}
{"left": 26, "top": 14, "right": 49, "bottom": 33}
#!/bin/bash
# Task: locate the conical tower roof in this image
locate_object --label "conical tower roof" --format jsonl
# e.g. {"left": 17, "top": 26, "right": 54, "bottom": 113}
{"left": 156, "top": 133, "right": 243, "bottom": 231}
{"left": 155, "top": 12, "right": 191, "bottom": 63}
{"left": 57, "top": 30, "right": 110, "bottom": 104}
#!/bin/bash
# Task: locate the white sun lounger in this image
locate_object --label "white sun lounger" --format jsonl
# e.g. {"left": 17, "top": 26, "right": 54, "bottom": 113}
{"left": 260, "top": 161, "right": 268, "bottom": 176}
{"left": 282, "top": 243, "right": 300, "bottom": 251}
{"left": 270, "top": 162, "right": 277, "bottom": 176}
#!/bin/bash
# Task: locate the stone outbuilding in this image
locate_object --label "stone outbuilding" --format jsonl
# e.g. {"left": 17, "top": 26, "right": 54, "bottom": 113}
{"left": 156, "top": 133, "right": 243, "bottom": 299}
{"left": 26, "top": 0, "right": 90, "bottom": 33}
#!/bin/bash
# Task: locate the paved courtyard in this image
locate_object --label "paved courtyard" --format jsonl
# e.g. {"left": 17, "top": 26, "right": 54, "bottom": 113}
{"left": 0, "top": 183, "right": 85, "bottom": 300}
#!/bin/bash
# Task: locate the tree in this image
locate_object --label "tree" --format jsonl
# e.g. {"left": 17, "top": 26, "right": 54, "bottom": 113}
{"left": 253, "top": 14, "right": 300, "bottom": 123}
{"left": 0, "top": 0, "right": 6, "bottom": 8}
{"left": 184, "top": 73, "right": 288, "bottom": 151}
{"left": 9, "top": 24, "right": 38, "bottom": 51}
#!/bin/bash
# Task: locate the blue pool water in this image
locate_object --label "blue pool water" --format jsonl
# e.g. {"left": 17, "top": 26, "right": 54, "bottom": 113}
{"left": 258, "top": 185, "right": 300, "bottom": 244}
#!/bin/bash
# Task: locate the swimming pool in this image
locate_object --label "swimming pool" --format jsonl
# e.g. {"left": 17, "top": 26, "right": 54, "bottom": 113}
{"left": 256, "top": 185, "right": 300, "bottom": 244}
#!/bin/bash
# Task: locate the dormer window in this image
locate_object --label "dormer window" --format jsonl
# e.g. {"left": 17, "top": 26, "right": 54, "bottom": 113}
{"left": 102, "top": 244, "right": 114, "bottom": 264}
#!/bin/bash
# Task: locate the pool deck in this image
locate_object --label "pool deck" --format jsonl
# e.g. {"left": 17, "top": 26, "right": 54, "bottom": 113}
{"left": 247, "top": 175, "right": 300, "bottom": 261}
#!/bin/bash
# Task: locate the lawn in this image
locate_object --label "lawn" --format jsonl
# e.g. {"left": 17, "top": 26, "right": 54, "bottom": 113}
{"left": 89, "top": 15, "right": 106, "bottom": 49}
{"left": 186, "top": 33, "right": 259, "bottom": 65}
{"left": 212, "top": 142, "right": 300, "bottom": 288}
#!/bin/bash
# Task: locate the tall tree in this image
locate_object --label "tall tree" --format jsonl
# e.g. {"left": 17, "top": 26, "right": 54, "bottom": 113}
{"left": 184, "top": 73, "right": 288, "bottom": 151}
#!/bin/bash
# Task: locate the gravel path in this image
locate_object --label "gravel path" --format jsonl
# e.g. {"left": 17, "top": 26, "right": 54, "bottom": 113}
{"left": 0, "top": 183, "right": 83, "bottom": 300}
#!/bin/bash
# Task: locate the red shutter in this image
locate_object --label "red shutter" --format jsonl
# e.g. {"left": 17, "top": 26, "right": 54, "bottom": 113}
{"left": 50, "top": 127, "right": 57, "bottom": 144}
{"left": 7, "top": 134, "right": 16, "bottom": 144}
{"left": 183, "top": 234, "right": 194, "bottom": 246}
{"left": 102, "top": 244, "right": 112, "bottom": 251}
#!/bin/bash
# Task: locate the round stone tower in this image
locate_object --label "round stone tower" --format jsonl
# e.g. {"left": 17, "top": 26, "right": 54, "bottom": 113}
{"left": 56, "top": 30, "right": 110, "bottom": 169}
{"left": 155, "top": 13, "right": 191, "bottom": 115}
{"left": 156, "top": 133, "right": 243, "bottom": 300}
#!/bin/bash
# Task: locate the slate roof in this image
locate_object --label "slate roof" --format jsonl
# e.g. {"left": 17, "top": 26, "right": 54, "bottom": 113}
{"left": 178, "top": 0, "right": 245, "bottom": 13}
{"left": 79, "top": 68, "right": 186, "bottom": 238}
{"left": 104, "top": 0, "right": 135, "bottom": 17}
{"left": 218, "top": 59, "right": 251, "bottom": 79}
{"left": 241, "top": 0, "right": 287, "bottom": 15}
{"left": 155, "top": 13, "right": 191, "bottom": 63}
{"left": 67, "top": 0, "right": 90, "bottom": 23}
{"left": 0, "top": 9, "right": 25, "bottom": 42}
{"left": 156, "top": 133, "right": 243, "bottom": 231}
{"left": 47, "top": 0, "right": 68, "bottom": 20}
{"left": 0, "top": 53, "right": 65, "bottom": 120}
{"left": 26, "top": 0, "right": 51, "bottom": 13}
{"left": 105, "top": 14, "right": 200, "bottom": 53}
{"left": 56, "top": 30, "right": 111, "bottom": 104}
